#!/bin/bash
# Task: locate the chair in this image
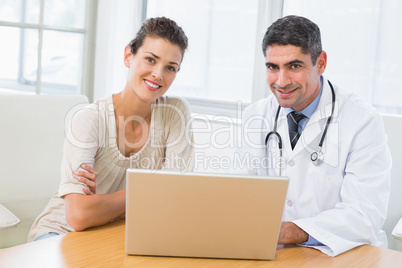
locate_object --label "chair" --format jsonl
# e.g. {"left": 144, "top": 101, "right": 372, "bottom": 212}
{"left": 0, "top": 95, "right": 88, "bottom": 248}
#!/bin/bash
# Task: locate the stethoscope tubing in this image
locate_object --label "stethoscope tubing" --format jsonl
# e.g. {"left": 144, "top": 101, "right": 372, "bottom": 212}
{"left": 264, "top": 80, "right": 336, "bottom": 173}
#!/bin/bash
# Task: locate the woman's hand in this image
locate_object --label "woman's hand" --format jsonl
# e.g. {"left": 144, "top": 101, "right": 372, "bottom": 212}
{"left": 74, "top": 164, "right": 97, "bottom": 195}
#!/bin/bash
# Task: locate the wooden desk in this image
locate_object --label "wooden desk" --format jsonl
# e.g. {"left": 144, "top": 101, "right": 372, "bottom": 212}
{"left": 1, "top": 220, "right": 402, "bottom": 267}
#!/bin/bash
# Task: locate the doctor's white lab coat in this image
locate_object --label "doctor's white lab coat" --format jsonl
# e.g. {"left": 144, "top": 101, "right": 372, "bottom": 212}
{"left": 237, "top": 77, "right": 392, "bottom": 256}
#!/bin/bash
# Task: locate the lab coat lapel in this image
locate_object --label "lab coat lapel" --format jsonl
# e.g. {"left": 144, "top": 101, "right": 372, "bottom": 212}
{"left": 289, "top": 79, "right": 334, "bottom": 158}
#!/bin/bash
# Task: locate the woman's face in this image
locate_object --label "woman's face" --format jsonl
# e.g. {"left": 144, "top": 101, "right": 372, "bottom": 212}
{"left": 124, "top": 36, "right": 183, "bottom": 104}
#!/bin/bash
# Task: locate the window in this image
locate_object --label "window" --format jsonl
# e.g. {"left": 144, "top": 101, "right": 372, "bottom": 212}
{"left": 146, "top": 0, "right": 281, "bottom": 117}
{"left": 144, "top": 0, "right": 402, "bottom": 116}
{"left": 0, "top": 0, "right": 97, "bottom": 97}
{"left": 282, "top": 0, "right": 402, "bottom": 114}
{"left": 92, "top": 0, "right": 145, "bottom": 101}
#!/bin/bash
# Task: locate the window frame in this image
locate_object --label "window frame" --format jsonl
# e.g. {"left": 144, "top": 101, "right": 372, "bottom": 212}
{"left": 0, "top": 0, "right": 98, "bottom": 99}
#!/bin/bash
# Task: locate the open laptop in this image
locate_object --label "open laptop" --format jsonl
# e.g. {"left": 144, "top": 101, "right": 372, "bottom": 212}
{"left": 125, "top": 169, "right": 289, "bottom": 260}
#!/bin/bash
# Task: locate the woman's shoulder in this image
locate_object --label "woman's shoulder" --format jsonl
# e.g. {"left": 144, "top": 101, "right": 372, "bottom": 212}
{"left": 75, "top": 95, "right": 113, "bottom": 117}
{"left": 150, "top": 96, "right": 192, "bottom": 129}
{"left": 154, "top": 96, "right": 191, "bottom": 115}
{"left": 156, "top": 96, "right": 189, "bottom": 107}
{"left": 71, "top": 95, "right": 113, "bottom": 129}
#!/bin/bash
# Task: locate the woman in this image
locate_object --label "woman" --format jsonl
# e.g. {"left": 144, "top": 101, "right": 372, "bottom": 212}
{"left": 28, "top": 17, "right": 194, "bottom": 241}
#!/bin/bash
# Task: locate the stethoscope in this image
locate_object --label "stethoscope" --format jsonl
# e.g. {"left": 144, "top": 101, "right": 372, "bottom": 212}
{"left": 264, "top": 80, "right": 336, "bottom": 175}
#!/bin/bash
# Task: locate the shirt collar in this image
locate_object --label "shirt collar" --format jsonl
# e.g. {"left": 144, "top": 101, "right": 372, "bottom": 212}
{"left": 284, "top": 76, "right": 323, "bottom": 119}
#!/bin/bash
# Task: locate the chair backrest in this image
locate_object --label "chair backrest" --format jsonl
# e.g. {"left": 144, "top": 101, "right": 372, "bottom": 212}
{"left": 381, "top": 113, "right": 402, "bottom": 251}
{"left": 0, "top": 94, "right": 88, "bottom": 248}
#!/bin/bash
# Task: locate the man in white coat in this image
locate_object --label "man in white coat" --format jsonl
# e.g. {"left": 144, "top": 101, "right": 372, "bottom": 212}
{"left": 238, "top": 15, "right": 392, "bottom": 256}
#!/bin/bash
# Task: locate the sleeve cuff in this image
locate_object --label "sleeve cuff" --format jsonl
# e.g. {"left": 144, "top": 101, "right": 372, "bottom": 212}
{"left": 59, "top": 182, "right": 86, "bottom": 198}
{"left": 300, "top": 235, "right": 325, "bottom": 246}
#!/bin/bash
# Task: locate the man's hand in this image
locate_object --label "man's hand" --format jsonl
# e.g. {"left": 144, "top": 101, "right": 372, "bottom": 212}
{"left": 278, "top": 222, "right": 309, "bottom": 244}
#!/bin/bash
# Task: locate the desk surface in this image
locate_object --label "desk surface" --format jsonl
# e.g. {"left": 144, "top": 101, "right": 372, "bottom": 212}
{"left": 1, "top": 220, "right": 402, "bottom": 268}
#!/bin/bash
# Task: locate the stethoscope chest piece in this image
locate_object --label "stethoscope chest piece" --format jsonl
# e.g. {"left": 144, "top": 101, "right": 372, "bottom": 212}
{"left": 311, "top": 150, "right": 324, "bottom": 166}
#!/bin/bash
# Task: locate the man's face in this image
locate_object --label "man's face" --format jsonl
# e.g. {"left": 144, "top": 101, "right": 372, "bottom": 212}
{"left": 264, "top": 44, "right": 326, "bottom": 111}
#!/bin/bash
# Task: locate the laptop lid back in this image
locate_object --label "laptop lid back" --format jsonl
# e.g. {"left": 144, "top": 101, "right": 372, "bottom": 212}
{"left": 125, "top": 169, "right": 288, "bottom": 260}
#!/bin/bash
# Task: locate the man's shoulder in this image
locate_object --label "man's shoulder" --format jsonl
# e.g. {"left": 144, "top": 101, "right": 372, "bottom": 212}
{"left": 335, "top": 86, "right": 379, "bottom": 117}
{"left": 330, "top": 85, "right": 383, "bottom": 132}
{"left": 243, "top": 94, "right": 277, "bottom": 117}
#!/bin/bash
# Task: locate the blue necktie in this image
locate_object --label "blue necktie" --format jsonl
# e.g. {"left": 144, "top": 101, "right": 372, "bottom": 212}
{"left": 287, "top": 111, "right": 306, "bottom": 150}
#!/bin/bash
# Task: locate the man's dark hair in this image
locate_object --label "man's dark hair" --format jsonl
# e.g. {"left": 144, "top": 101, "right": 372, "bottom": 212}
{"left": 262, "top": 15, "right": 322, "bottom": 65}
